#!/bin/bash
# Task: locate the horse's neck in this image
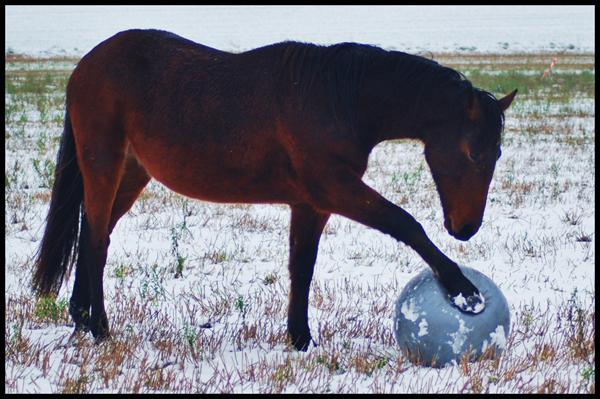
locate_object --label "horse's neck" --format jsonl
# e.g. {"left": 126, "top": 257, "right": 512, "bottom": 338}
{"left": 356, "top": 91, "right": 428, "bottom": 148}
{"left": 355, "top": 65, "right": 443, "bottom": 147}
{"left": 357, "top": 77, "right": 460, "bottom": 148}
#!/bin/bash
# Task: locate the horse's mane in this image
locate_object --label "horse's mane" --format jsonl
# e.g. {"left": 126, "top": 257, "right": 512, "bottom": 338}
{"left": 276, "top": 41, "right": 376, "bottom": 126}
{"left": 270, "top": 41, "right": 504, "bottom": 140}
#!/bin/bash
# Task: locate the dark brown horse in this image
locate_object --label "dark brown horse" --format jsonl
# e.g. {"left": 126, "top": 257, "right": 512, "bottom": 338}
{"left": 32, "top": 29, "right": 516, "bottom": 351}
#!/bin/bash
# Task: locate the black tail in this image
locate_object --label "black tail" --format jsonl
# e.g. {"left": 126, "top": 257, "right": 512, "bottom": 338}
{"left": 32, "top": 109, "right": 83, "bottom": 296}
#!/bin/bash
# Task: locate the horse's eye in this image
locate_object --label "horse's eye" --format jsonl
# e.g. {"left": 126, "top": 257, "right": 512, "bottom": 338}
{"left": 468, "top": 151, "right": 481, "bottom": 164}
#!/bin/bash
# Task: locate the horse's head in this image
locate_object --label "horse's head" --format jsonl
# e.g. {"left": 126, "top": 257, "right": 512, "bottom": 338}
{"left": 424, "top": 89, "right": 517, "bottom": 241}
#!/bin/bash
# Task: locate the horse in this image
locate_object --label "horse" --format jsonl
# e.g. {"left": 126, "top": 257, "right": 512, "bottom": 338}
{"left": 32, "top": 29, "right": 517, "bottom": 351}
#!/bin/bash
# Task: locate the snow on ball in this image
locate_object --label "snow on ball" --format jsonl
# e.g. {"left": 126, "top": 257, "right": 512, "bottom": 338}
{"left": 393, "top": 265, "right": 510, "bottom": 368}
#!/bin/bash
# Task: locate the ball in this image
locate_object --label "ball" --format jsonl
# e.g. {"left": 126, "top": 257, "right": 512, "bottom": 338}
{"left": 393, "top": 265, "right": 510, "bottom": 368}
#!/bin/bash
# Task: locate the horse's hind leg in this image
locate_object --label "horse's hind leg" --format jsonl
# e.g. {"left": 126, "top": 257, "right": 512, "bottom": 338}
{"left": 107, "top": 146, "right": 151, "bottom": 234}
{"left": 69, "top": 146, "right": 149, "bottom": 339}
{"left": 287, "top": 204, "right": 330, "bottom": 351}
{"left": 67, "top": 115, "right": 131, "bottom": 342}
{"left": 69, "top": 216, "right": 92, "bottom": 335}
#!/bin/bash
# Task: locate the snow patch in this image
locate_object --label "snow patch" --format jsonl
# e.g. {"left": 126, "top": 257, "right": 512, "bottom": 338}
{"left": 447, "top": 319, "right": 473, "bottom": 354}
{"left": 472, "top": 294, "right": 486, "bottom": 314}
{"left": 400, "top": 299, "right": 419, "bottom": 321}
{"left": 482, "top": 339, "right": 489, "bottom": 352}
{"left": 418, "top": 318, "right": 429, "bottom": 337}
{"left": 490, "top": 325, "right": 507, "bottom": 350}
{"left": 400, "top": 299, "right": 419, "bottom": 322}
{"left": 453, "top": 293, "right": 467, "bottom": 307}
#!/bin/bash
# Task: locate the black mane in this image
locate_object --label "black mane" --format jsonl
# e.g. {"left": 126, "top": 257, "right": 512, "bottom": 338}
{"left": 273, "top": 41, "right": 504, "bottom": 140}
{"left": 277, "top": 41, "right": 378, "bottom": 125}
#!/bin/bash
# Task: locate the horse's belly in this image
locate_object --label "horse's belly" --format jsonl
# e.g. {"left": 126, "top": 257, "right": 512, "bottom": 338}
{"left": 155, "top": 170, "right": 292, "bottom": 204}
{"left": 132, "top": 141, "right": 298, "bottom": 204}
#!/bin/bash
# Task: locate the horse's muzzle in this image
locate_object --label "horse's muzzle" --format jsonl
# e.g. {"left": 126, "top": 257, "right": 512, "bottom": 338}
{"left": 445, "top": 218, "right": 479, "bottom": 241}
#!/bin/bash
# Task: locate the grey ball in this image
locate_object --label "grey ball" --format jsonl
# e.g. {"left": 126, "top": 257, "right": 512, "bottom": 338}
{"left": 393, "top": 265, "right": 510, "bottom": 368}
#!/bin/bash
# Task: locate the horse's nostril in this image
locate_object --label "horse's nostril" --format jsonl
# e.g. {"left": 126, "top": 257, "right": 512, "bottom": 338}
{"left": 457, "top": 224, "right": 477, "bottom": 239}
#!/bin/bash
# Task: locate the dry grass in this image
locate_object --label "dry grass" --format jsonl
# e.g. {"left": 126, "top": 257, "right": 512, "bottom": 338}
{"left": 5, "top": 279, "right": 594, "bottom": 393}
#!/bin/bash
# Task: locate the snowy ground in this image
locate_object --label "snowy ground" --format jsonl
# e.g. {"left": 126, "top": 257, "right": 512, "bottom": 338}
{"left": 5, "top": 5, "right": 595, "bottom": 56}
{"left": 4, "top": 6, "right": 595, "bottom": 393}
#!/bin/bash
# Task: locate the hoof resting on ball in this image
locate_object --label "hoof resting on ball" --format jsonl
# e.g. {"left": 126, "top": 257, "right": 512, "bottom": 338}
{"left": 450, "top": 291, "right": 486, "bottom": 314}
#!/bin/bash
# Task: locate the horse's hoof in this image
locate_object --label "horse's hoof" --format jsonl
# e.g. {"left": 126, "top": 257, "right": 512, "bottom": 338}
{"left": 290, "top": 331, "right": 312, "bottom": 352}
{"left": 449, "top": 290, "right": 486, "bottom": 314}
{"left": 91, "top": 323, "right": 110, "bottom": 344}
{"left": 93, "top": 332, "right": 111, "bottom": 344}
{"left": 442, "top": 269, "right": 486, "bottom": 314}
{"left": 73, "top": 321, "right": 90, "bottom": 334}
{"left": 67, "top": 329, "right": 88, "bottom": 346}
{"left": 293, "top": 340, "right": 310, "bottom": 352}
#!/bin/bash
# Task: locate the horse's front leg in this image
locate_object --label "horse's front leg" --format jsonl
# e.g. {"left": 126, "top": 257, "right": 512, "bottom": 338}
{"left": 307, "top": 172, "right": 485, "bottom": 314}
{"left": 287, "top": 204, "right": 330, "bottom": 351}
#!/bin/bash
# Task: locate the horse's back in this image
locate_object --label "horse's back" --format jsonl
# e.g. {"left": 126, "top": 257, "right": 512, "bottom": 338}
{"left": 67, "top": 29, "right": 240, "bottom": 134}
{"left": 66, "top": 30, "right": 303, "bottom": 205}
{"left": 82, "top": 29, "right": 227, "bottom": 62}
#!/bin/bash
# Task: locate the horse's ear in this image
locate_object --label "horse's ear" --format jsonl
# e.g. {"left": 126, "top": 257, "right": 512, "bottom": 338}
{"left": 498, "top": 89, "right": 518, "bottom": 112}
{"left": 467, "top": 91, "right": 480, "bottom": 121}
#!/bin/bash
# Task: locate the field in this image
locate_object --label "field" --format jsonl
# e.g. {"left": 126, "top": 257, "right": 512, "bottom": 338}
{"left": 4, "top": 52, "right": 595, "bottom": 393}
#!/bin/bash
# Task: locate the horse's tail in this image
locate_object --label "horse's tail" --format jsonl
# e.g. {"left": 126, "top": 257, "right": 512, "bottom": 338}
{"left": 32, "top": 109, "right": 83, "bottom": 297}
